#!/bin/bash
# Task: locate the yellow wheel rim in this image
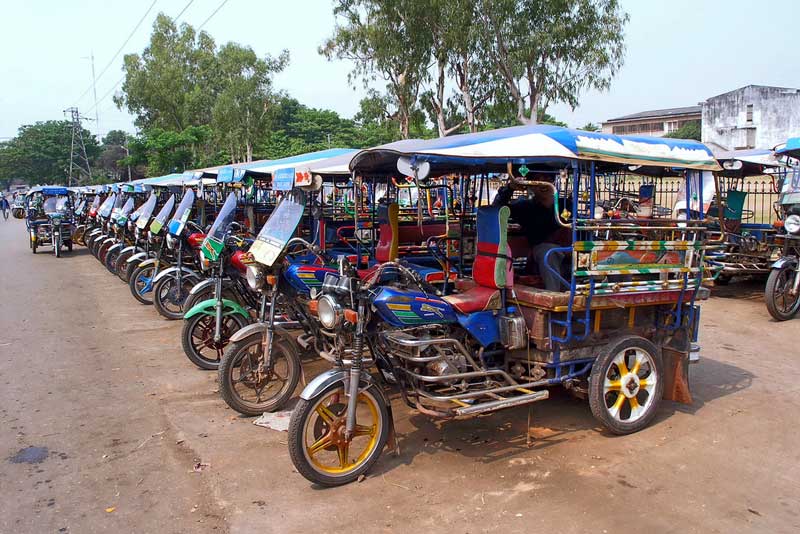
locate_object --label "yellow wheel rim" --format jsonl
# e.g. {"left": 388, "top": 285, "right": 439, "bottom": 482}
{"left": 302, "top": 387, "right": 381, "bottom": 476}
{"left": 603, "top": 347, "right": 657, "bottom": 423}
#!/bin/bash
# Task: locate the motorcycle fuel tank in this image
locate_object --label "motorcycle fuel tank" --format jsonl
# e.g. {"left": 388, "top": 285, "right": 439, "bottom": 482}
{"left": 372, "top": 286, "right": 458, "bottom": 327}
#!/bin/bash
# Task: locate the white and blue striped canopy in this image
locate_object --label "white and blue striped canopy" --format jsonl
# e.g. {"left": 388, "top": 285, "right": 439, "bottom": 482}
{"left": 350, "top": 125, "right": 721, "bottom": 175}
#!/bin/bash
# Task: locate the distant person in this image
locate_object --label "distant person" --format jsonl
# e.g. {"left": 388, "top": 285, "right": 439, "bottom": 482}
{"left": 493, "top": 178, "right": 570, "bottom": 291}
{"left": 0, "top": 196, "right": 9, "bottom": 220}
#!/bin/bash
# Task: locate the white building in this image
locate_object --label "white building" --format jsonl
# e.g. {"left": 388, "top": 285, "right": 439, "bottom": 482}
{"left": 701, "top": 85, "right": 800, "bottom": 150}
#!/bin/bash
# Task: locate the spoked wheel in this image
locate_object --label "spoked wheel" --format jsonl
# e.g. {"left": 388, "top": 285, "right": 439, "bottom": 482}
{"left": 129, "top": 264, "right": 157, "bottom": 305}
{"left": 288, "top": 382, "right": 389, "bottom": 486}
{"left": 124, "top": 258, "right": 142, "bottom": 284}
{"left": 153, "top": 275, "right": 195, "bottom": 320}
{"left": 218, "top": 332, "right": 301, "bottom": 415}
{"left": 589, "top": 336, "right": 664, "bottom": 435}
{"left": 180, "top": 312, "right": 248, "bottom": 370}
{"left": 765, "top": 265, "right": 800, "bottom": 321}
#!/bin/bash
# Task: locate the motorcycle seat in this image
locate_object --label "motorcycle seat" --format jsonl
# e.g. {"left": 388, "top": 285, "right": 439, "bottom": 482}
{"left": 442, "top": 286, "right": 502, "bottom": 314}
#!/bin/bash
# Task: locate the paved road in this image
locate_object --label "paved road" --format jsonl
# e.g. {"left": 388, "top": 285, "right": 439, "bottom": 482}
{"left": 1, "top": 216, "right": 798, "bottom": 534}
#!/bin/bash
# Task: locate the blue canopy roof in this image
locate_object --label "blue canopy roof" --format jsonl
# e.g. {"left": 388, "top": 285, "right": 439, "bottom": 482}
{"left": 350, "top": 125, "right": 720, "bottom": 175}
{"left": 775, "top": 137, "right": 800, "bottom": 158}
{"left": 41, "top": 186, "right": 70, "bottom": 196}
{"left": 215, "top": 149, "right": 357, "bottom": 183}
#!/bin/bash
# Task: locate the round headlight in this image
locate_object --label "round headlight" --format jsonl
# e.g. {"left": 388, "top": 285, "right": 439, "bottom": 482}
{"left": 166, "top": 234, "right": 176, "bottom": 249}
{"left": 317, "top": 294, "right": 343, "bottom": 329}
{"left": 785, "top": 214, "right": 800, "bottom": 235}
{"left": 246, "top": 265, "right": 264, "bottom": 290}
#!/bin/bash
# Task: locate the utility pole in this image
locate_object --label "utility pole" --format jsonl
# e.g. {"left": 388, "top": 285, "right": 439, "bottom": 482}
{"left": 90, "top": 52, "right": 99, "bottom": 133}
{"left": 63, "top": 107, "right": 92, "bottom": 186}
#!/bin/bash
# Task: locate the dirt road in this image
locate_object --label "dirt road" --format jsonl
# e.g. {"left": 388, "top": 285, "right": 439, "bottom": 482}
{"left": 1, "top": 217, "right": 798, "bottom": 534}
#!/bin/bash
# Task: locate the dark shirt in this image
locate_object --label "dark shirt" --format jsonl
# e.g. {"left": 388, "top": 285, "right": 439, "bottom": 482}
{"left": 508, "top": 198, "right": 560, "bottom": 246}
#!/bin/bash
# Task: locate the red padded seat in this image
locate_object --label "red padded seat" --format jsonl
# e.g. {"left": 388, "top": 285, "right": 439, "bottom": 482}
{"left": 442, "top": 286, "right": 502, "bottom": 314}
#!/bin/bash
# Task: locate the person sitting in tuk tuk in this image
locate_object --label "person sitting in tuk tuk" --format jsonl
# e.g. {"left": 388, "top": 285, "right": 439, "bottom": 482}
{"left": 493, "top": 176, "right": 571, "bottom": 291}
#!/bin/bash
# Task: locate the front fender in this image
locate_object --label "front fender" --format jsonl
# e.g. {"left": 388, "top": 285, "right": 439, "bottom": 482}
{"left": 128, "top": 252, "right": 150, "bottom": 265}
{"left": 136, "top": 257, "right": 162, "bottom": 269}
{"left": 771, "top": 256, "right": 799, "bottom": 270}
{"left": 153, "top": 266, "right": 200, "bottom": 285}
{"left": 120, "top": 245, "right": 141, "bottom": 256}
{"left": 228, "top": 323, "right": 301, "bottom": 354}
{"left": 299, "top": 369, "right": 376, "bottom": 401}
{"left": 189, "top": 278, "right": 215, "bottom": 296}
{"left": 184, "top": 298, "right": 251, "bottom": 320}
{"left": 107, "top": 243, "right": 123, "bottom": 254}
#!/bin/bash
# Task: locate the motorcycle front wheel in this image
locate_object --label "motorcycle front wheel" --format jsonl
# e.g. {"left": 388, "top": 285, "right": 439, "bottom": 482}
{"left": 218, "top": 332, "right": 300, "bottom": 415}
{"left": 104, "top": 247, "right": 121, "bottom": 274}
{"left": 129, "top": 264, "right": 157, "bottom": 305}
{"left": 288, "top": 382, "right": 389, "bottom": 486}
{"left": 181, "top": 312, "right": 248, "bottom": 370}
{"left": 153, "top": 274, "right": 195, "bottom": 320}
{"left": 765, "top": 265, "right": 800, "bottom": 321}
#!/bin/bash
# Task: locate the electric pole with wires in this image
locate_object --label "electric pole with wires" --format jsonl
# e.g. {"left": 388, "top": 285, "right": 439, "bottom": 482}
{"left": 63, "top": 107, "right": 92, "bottom": 186}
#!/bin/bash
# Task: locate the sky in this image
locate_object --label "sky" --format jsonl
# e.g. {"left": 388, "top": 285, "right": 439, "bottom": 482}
{"left": 1, "top": 0, "right": 798, "bottom": 141}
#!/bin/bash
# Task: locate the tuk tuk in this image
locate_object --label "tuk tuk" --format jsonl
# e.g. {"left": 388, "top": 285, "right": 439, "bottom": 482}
{"left": 285, "top": 124, "right": 720, "bottom": 486}
{"left": 27, "top": 186, "right": 75, "bottom": 257}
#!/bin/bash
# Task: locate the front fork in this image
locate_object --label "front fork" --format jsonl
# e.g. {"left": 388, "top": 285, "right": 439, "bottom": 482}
{"left": 260, "top": 266, "right": 281, "bottom": 375}
{"left": 345, "top": 298, "right": 367, "bottom": 439}
{"left": 791, "top": 262, "right": 800, "bottom": 296}
{"left": 213, "top": 272, "right": 224, "bottom": 343}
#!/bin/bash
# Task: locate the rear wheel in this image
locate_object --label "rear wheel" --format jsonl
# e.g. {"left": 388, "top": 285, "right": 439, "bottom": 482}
{"left": 589, "top": 336, "right": 663, "bottom": 435}
{"left": 129, "top": 264, "right": 157, "bottom": 305}
{"left": 153, "top": 274, "right": 196, "bottom": 320}
{"left": 288, "top": 382, "right": 389, "bottom": 486}
{"left": 765, "top": 265, "right": 800, "bottom": 321}
{"left": 218, "top": 332, "right": 301, "bottom": 415}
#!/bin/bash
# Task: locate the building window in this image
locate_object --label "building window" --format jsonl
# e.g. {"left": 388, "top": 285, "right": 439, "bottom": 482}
{"left": 746, "top": 104, "right": 753, "bottom": 123}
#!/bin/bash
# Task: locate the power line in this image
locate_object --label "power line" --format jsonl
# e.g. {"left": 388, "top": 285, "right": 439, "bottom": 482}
{"left": 73, "top": 0, "right": 159, "bottom": 107}
{"left": 198, "top": 0, "right": 229, "bottom": 30}
{"left": 82, "top": 0, "right": 202, "bottom": 120}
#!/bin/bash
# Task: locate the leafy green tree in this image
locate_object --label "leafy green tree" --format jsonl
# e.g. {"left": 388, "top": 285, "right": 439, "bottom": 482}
{"left": 212, "top": 43, "right": 288, "bottom": 163}
{"left": 476, "top": 0, "right": 628, "bottom": 124}
{"left": 663, "top": 121, "right": 701, "bottom": 141}
{"left": 116, "top": 14, "right": 219, "bottom": 132}
{"left": 0, "top": 121, "right": 99, "bottom": 186}
{"left": 321, "top": 0, "right": 433, "bottom": 139}
{"left": 581, "top": 122, "right": 601, "bottom": 132}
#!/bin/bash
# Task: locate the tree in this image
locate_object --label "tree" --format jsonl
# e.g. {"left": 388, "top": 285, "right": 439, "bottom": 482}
{"left": 212, "top": 43, "right": 288, "bottom": 163}
{"left": 122, "top": 126, "right": 213, "bottom": 176}
{"left": 321, "top": 0, "right": 432, "bottom": 139}
{"left": 581, "top": 122, "right": 600, "bottom": 131}
{"left": 476, "top": 0, "right": 628, "bottom": 124}
{"left": 115, "top": 14, "right": 219, "bottom": 132}
{"left": 663, "top": 120, "right": 701, "bottom": 141}
{"left": 0, "top": 121, "right": 99, "bottom": 186}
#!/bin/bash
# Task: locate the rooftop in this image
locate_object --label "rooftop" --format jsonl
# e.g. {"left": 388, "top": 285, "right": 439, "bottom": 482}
{"left": 604, "top": 105, "right": 702, "bottom": 123}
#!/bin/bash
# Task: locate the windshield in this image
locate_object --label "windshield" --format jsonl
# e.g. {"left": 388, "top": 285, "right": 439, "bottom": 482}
{"left": 131, "top": 194, "right": 157, "bottom": 225}
{"left": 99, "top": 194, "right": 116, "bottom": 217}
{"left": 149, "top": 194, "right": 176, "bottom": 233}
{"left": 780, "top": 166, "right": 800, "bottom": 205}
{"left": 75, "top": 199, "right": 86, "bottom": 215}
{"left": 115, "top": 198, "right": 135, "bottom": 224}
{"left": 251, "top": 191, "right": 305, "bottom": 267}
{"left": 168, "top": 189, "right": 195, "bottom": 236}
{"left": 43, "top": 196, "right": 69, "bottom": 214}
{"left": 201, "top": 192, "right": 238, "bottom": 261}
